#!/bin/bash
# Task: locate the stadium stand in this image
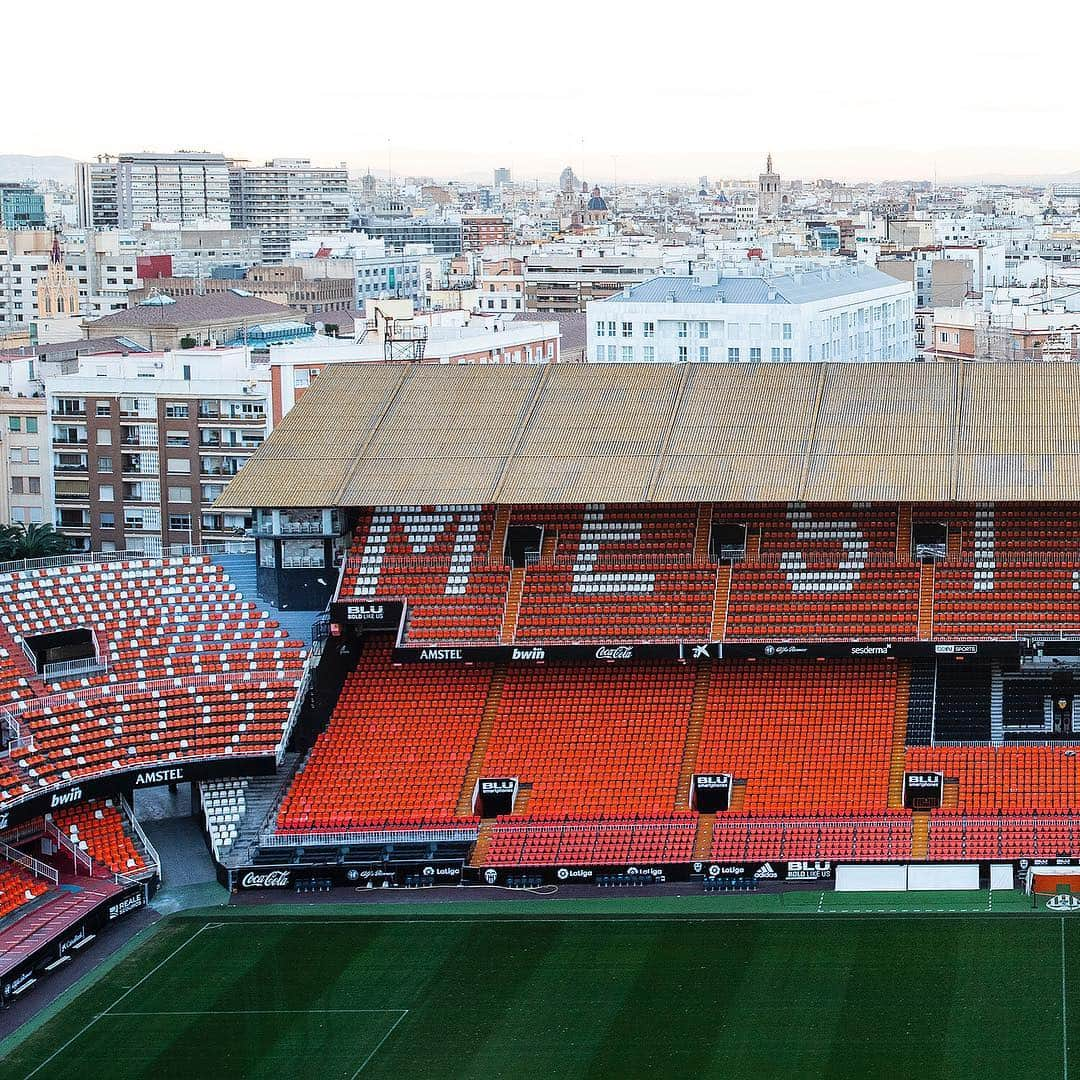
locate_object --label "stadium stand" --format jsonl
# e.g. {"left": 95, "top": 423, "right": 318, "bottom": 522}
{"left": 0, "top": 860, "right": 49, "bottom": 919}
{"left": 276, "top": 637, "right": 492, "bottom": 832}
{"left": 48, "top": 800, "right": 146, "bottom": 876}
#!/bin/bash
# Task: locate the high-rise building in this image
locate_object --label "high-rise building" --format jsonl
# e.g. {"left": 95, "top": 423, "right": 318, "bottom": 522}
{"left": 0, "top": 184, "right": 46, "bottom": 230}
{"left": 229, "top": 160, "right": 350, "bottom": 263}
{"left": 493, "top": 167, "right": 511, "bottom": 187}
{"left": 76, "top": 152, "right": 231, "bottom": 228}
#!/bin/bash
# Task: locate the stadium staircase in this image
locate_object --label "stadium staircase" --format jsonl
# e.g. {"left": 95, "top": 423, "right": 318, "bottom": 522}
{"left": 456, "top": 667, "right": 506, "bottom": 815}
{"left": 511, "top": 783, "right": 533, "bottom": 815}
{"left": 709, "top": 565, "right": 731, "bottom": 640}
{"left": 540, "top": 531, "right": 557, "bottom": 563}
{"left": 896, "top": 504, "right": 911, "bottom": 561}
{"left": 693, "top": 504, "right": 713, "bottom": 563}
{"left": 500, "top": 571, "right": 525, "bottom": 644}
{"left": 490, "top": 506, "right": 511, "bottom": 562}
{"left": 911, "top": 812, "right": 930, "bottom": 859}
{"left": 219, "top": 753, "right": 302, "bottom": 867}
{"left": 729, "top": 780, "right": 746, "bottom": 811}
{"left": 941, "top": 779, "right": 959, "bottom": 808}
{"left": 918, "top": 562, "right": 935, "bottom": 640}
{"left": 692, "top": 813, "right": 715, "bottom": 860}
{"left": 887, "top": 662, "right": 912, "bottom": 809}
{"left": 469, "top": 821, "right": 495, "bottom": 867}
{"left": 214, "top": 552, "right": 315, "bottom": 646}
{"left": 990, "top": 665, "right": 1004, "bottom": 746}
{"left": 675, "top": 664, "right": 713, "bottom": 810}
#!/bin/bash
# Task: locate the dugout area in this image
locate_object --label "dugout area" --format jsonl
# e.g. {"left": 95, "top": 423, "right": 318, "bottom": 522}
{"left": 1, "top": 898, "right": 1079, "bottom": 1080}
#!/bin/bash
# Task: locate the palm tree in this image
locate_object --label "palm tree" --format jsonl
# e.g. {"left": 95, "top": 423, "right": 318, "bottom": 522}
{"left": 0, "top": 523, "right": 71, "bottom": 561}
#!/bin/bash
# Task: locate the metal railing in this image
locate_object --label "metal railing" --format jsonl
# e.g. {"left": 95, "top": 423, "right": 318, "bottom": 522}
{"left": 0, "top": 541, "right": 254, "bottom": 578}
{"left": 0, "top": 837, "right": 59, "bottom": 885}
{"left": 260, "top": 827, "right": 478, "bottom": 847}
{"left": 120, "top": 794, "right": 161, "bottom": 877}
{"left": 40, "top": 656, "right": 109, "bottom": 682}
{"left": 45, "top": 820, "right": 93, "bottom": 877}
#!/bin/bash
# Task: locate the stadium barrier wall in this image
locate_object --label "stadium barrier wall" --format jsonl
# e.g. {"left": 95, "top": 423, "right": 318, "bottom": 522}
{"left": 835, "top": 865, "right": 908, "bottom": 892}
{"left": 0, "top": 755, "right": 277, "bottom": 831}
{"left": 907, "top": 864, "right": 980, "bottom": 891}
{"left": 388, "top": 641, "right": 1024, "bottom": 664}
{"left": 0, "top": 883, "right": 146, "bottom": 1008}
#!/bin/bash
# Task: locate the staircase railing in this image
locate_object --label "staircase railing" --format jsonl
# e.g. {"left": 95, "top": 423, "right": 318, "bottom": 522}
{"left": 0, "top": 837, "right": 58, "bottom": 886}
{"left": 45, "top": 820, "right": 93, "bottom": 877}
{"left": 120, "top": 794, "right": 161, "bottom": 876}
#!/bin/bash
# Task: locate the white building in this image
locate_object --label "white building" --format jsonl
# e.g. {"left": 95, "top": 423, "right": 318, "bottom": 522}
{"left": 77, "top": 152, "right": 231, "bottom": 229}
{"left": 586, "top": 263, "right": 915, "bottom": 364}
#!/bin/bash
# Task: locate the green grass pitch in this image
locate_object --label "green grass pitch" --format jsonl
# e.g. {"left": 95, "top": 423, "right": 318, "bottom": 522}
{"left": 2, "top": 896, "right": 1076, "bottom": 1079}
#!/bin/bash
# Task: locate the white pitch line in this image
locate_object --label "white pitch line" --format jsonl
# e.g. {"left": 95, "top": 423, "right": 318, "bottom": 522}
{"left": 22, "top": 921, "right": 213, "bottom": 1080}
{"left": 105, "top": 1009, "right": 407, "bottom": 1016}
{"left": 350, "top": 1010, "right": 409, "bottom": 1078}
{"left": 1064, "top": 917, "right": 1070, "bottom": 1080}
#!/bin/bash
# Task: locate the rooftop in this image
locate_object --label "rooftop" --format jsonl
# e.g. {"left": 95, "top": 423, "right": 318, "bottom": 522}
{"left": 86, "top": 293, "right": 298, "bottom": 330}
{"left": 218, "top": 359, "right": 1080, "bottom": 509}
{"left": 605, "top": 264, "right": 908, "bottom": 305}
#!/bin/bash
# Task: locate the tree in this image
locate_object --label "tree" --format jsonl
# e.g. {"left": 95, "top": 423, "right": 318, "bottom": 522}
{"left": 0, "top": 523, "right": 71, "bottom": 562}
{"left": 179, "top": 335, "right": 197, "bottom": 349}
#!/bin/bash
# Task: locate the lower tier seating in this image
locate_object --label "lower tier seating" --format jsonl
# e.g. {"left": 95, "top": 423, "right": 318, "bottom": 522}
{"left": 276, "top": 637, "right": 492, "bottom": 832}
{"left": 709, "top": 813, "right": 913, "bottom": 862}
{"left": 484, "top": 817, "right": 696, "bottom": 866}
{"left": 926, "top": 811, "right": 1080, "bottom": 860}
{"left": 696, "top": 660, "right": 899, "bottom": 815}
{"left": 49, "top": 800, "right": 146, "bottom": 876}
{"left": 905, "top": 745, "right": 1080, "bottom": 812}
{"left": 0, "top": 859, "right": 49, "bottom": 919}
{"left": 481, "top": 660, "right": 698, "bottom": 818}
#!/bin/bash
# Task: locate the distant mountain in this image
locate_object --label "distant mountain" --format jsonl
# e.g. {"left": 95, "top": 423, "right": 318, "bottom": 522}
{"left": 0, "top": 155, "right": 77, "bottom": 185}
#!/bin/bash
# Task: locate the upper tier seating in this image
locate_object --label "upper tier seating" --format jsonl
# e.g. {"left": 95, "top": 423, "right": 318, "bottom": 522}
{"left": 0, "top": 859, "right": 49, "bottom": 919}
{"left": 334, "top": 501, "right": 1080, "bottom": 645}
{"left": 482, "top": 660, "right": 698, "bottom": 819}
{"left": 695, "top": 660, "right": 898, "bottom": 815}
{"left": 276, "top": 637, "right": 492, "bottom": 833}
{"left": 0, "top": 556, "right": 305, "bottom": 814}
{"left": 49, "top": 799, "right": 146, "bottom": 876}
{"left": 341, "top": 507, "right": 508, "bottom": 643}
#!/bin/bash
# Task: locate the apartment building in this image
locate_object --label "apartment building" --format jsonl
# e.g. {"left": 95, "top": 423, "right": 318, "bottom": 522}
{"left": 0, "top": 185, "right": 46, "bottom": 230}
{"left": 0, "top": 396, "right": 51, "bottom": 527}
{"left": 229, "top": 160, "right": 350, "bottom": 263}
{"left": 587, "top": 264, "right": 915, "bottom": 363}
{"left": 77, "top": 152, "right": 231, "bottom": 228}
{"left": 477, "top": 257, "right": 526, "bottom": 314}
{"left": 462, "top": 216, "right": 511, "bottom": 250}
{"left": 524, "top": 251, "right": 663, "bottom": 312}
{"left": 47, "top": 350, "right": 268, "bottom": 552}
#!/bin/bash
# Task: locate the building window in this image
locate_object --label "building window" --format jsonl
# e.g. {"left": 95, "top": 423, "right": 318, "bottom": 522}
{"left": 621, "top": 346, "right": 633, "bottom": 362}
{"left": 677, "top": 322, "right": 688, "bottom": 339}
{"left": 643, "top": 322, "right": 655, "bottom": 339}
{"left": 607, "top": 345, "right": 616, "bottom": 361}
{"left": 97, "top": 430, "right": 111, "bottom": 445}
{"left": 677, "top": 346, "right": 688, "bottom": 362}
{"left": 10, "top": 477, "right": 22, "bottom": 494}
{"left": 7, "top": 417, "right": 19, "bottom": 433}
{"left": 100, "top": 512, "right": 115, "bottom": 528}
{"left": 9, "top": 448, "right": 21, "bottom": 464}
{"left": 25, "top": 417, "right": 37, "bottom": 434}
{"left": 165, "top": 402, "right": 189, "bottom": 419}
{"left": 97, "top": 455, "right": 112, "bottom": 472}
{"left": 167, "top": 458, "right": 191, "bottom": 474}
{"left": 98, "top": 484, "right": 114, "bottom": 501}
{"left": 699, "top": 346, "right": 709, "bottom": 362}
{"left": 750, "top": 347, "right": 762, "bottom": 362}
{"left": 96, "top": 402, "right": 111, "bottom": 417}
{"left": 282, "top": 539, "right": 324, "bottom": 568}
{"left": 643, "top": 346, "right": 655, "bottom": 362}
{"left": 771, "top": 347, "right": 781, "bottom": 361}
{"left": 728, "top": 347, "right": 740, "bottom": 362}
{"left": 783, "top": 323, "right": 793, "bottom": 340}
{"left": 698, "top": 321, "right": 709, "bottom": 339}
{"left": 621, "top": 321, "right": 632, "bottom": 338}
{"left": 259, "top": 539, "right": 276, "bottom": 568}
{"left": 168, "top": 486, "right": 192, "bottom": 502}
{"left": 606, "top": 321, "right": 615, "bottom": 337}
{"left": 169, "top": 514, "right": 192, "bottom": 532}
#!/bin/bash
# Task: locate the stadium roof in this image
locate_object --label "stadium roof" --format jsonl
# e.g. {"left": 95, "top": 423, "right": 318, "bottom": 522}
{"left": 218, "top": 360, "right": 1080, "bottom": 508}
{"left": 604, "top": 265, "right": 905, "bottom": 306}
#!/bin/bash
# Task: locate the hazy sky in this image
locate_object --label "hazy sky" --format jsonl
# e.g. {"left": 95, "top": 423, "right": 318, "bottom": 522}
{"left": 7, "top": 0, "right": 1079, "bottom": 182}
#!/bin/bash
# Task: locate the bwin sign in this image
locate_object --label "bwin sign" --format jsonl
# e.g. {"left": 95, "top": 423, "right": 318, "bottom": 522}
{"left": 50, "top": 786, "right": 84, "bottom": 809}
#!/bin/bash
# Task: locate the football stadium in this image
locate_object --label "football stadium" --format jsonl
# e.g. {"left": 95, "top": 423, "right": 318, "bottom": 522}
{"left": 6, "top": 359, "right": 1080, "bottom": 1076}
